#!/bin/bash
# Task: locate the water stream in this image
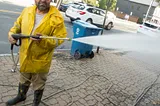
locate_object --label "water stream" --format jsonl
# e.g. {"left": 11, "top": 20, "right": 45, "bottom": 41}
{"left": 72, "top": 33, "right": 160, "bottom": 53}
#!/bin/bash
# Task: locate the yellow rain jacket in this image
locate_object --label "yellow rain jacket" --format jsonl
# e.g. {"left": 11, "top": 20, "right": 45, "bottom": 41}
{"left": 8, "top": 5, "right": 67, "bottom": 73}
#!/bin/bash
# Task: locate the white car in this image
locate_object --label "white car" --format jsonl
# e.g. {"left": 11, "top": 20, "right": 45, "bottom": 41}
{"left": 137, "top": 22, "right": 160, "bottom": 37}
{"left": 65, "top": 3, "right": 116, "bottom": 30}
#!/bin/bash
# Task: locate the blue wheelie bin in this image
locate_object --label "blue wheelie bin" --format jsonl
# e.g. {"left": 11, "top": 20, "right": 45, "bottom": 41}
{"left": 71, "top": 20, "right": 102, "bottom": 59}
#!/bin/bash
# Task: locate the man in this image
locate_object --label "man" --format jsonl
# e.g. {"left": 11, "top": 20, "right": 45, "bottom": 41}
{"left": 7, "top": 0, "right": 67, "bottom": 105}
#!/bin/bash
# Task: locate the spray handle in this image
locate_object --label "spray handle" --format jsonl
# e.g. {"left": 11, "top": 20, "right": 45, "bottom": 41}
{"left": 11, "top": 34, "right": 40, "bottom": 40}
{"left": 12, "top": 34, "right": 29, "bottom": 40}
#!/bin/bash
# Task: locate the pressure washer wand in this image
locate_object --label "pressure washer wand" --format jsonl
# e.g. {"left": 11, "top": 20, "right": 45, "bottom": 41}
{"left": 11, "top": 34, "right": 72, "bottom": 50}
{"left": 11, "top": 34, "right": 72, "bottom": 41}
{"left": 39, "top": 36, "right": 71, "bottom": 41}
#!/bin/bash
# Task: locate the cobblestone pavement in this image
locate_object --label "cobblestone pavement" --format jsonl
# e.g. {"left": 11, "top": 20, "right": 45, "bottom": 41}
{"left": 0, "top": 50, "right": 159, "bottom": 106}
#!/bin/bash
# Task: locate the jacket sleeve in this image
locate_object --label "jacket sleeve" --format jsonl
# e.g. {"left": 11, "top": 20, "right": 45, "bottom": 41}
{"left": 54, "top": 22, "right": 67, "bottom": 46}
{"left": 40, "top": 20, "right": 67, "bottom": 50}
{"left": 8, "top": 8, "right": 26, "bottom": 37}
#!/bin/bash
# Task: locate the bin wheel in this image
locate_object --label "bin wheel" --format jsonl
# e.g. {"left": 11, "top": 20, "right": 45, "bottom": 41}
{"left": 85, "top": 51, "right": 90, "bottom": 58}
{"left": 86, "top": 19, "right": 93, "bottom": 24}
{"left": 74, "top": 50, "right": 81, "bottom": 60}
{"left": 89, "top": 51, "right": 94, "bottom": 58}
{"left": 70, "top": 18, "right": 74, "bottom": 22}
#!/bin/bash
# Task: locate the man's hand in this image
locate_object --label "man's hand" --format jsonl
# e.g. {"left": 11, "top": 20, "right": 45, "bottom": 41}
{"left": 30, "top": 33, "right": 42, "bottom": 41}
{"left": 8, "top": 35, "right": 17, "bottom": 44}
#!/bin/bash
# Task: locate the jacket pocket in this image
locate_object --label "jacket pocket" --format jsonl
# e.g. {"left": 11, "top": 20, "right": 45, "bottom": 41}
{"left": 31, "top": 59, "right": 51, "bottom": 73}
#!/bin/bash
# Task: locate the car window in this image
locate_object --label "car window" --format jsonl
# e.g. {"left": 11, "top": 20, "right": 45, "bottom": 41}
{"left": 79, "top": 5, "right": 85, "bottom": 10}
{"left": 72, "top": 4, "right": 85, "bottom": 10}
{"left": 144, "top": 23, "right": 158, "bottom": 29}
{"left": 95, "top": 10, "right": 100, "bottom": 15}
{"left": 91, "top": 9, "right": 100, "bottom": 15}
{"left": 72, "top": 4, "right": 80, "bottom": 8}
{"left": 87, "top": 8, "right": 93, "bottom": 13}
{"left": 92, "top": 9, "right": 97, "bottom": 14}
{"left": 87, "top": 8, "right": 105, "bottom": 16}
{"left": 100, "top": 10, "right": 105, "bottom": 16}
{"left": 68, "top": 3, "right": 75, "bottom": 6}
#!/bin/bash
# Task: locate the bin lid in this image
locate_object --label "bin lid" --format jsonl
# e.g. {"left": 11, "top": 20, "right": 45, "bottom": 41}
{"left": 73, "top": 20, "right": 102, "bottom": 30}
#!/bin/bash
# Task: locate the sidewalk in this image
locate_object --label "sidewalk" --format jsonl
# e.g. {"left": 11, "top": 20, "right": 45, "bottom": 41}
{"left": 0, "top": 50, "right": 160, "bottom": 106}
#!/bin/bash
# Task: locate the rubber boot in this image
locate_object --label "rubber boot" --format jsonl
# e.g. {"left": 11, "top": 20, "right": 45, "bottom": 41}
{"left": 32, "top": 89, "right": 44, "bottom": 106}
{"left": 6, "top": 83, "right": 29, "bottom": 106}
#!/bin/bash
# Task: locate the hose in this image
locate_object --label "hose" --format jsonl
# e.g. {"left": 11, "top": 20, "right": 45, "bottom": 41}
{"left": 133, "top": 74, "right": 160, "bottom": 106}
{"left": 10, "top": 50, "right": 19, "bottom": 72}
{"left": 19, "top": 74, "right": 114, "bottom": 106}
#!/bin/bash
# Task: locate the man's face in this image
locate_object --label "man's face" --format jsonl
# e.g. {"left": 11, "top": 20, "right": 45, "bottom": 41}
{"left": 35, "top": 0, "right": 51, "bottom": 11}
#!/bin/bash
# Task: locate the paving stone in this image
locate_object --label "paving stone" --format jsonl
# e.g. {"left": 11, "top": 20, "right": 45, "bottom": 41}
{"left": 97, "top": 102, "right": 104, "bottom": 106}
{"left": 93, "top": 95, "right": 103, "bottom": 102}
{"left": 87, "top": 90, "right": 96, "bottom": 95}
{"left": 101, "top": 98, "right": 110, "bottom": 105}
{"left": 61, "top": 94, "right": 70, "bottom": 103}
{"left": 48, "top": 98, "right": 57, "bottom": 105}
{"left": 70, "top": 91, "right": 78, "bottom": 97}
{"left": 53, "top": 103, "right": 60, "bottom": 106}
{"left": 59, "top": 100, "right": 67, "bottom": 106}
{"left": 79, "top": 88, "right": 86, "bottom": 93}
{"left": 7, "top": 90, "right": 17, "bottom": 96}
{"left": 72, "top": 95, "right": 81, "bottom": 102}
{"left": 144, "top": 98, "right": 151, "bottom": 104}
{"left": 71, "top": 102, "right": 77, "bottom": 106}
{"left": 78, "top": 98, "right": 88, "bottom": 105}
{"left": 118, "top": 96, "right": 126, "bottom": 102}
{"left": 119, "top": 102, "right": 128, "bottom": 106}
{"left": 84, "top": 95, "right": 94, "bottom": 101}
{"left": 75, "top": 101, "right": 84, "bottom": 106}
{"left": 2, "top": 96, "right": 12, "bottom": 102}
{"left": 87, "top": 99, "right": 97, "bottom": 106}
{"left": 2, "top": 92, "right": 10, "bottom": 97}
{"left": 77, "top": 92, "right": 86, "bottom": 98}
{"left": 95, "top": 92, "right": 104, "bottom": 100}
{"left": 0, "top": 103, "right": 6, "bottom": 106}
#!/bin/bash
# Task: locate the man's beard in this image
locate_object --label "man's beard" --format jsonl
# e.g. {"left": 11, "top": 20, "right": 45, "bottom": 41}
{"left": 36, "top": 1, "right": 50, "bottom": 11}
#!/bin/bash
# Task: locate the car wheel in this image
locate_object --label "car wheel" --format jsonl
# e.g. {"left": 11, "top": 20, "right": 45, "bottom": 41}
{"left": 106, "top": 22, "right": 113, "bottom": 30}
{"left": 86, "top": 19, "right": 93, "bottom": 24}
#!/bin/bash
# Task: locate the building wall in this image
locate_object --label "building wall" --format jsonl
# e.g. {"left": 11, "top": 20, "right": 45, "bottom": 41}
{"left": 116, "top": 0, "right": 130, "bottom": 14}
{"left": 116, "top": 0, "right": 156, "bottom": 19}
{"left": 129, "top": 2, "right": 155, "bottom": 19}
{"left": 113, "top": 11, "right": 139, "bottom": 22}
